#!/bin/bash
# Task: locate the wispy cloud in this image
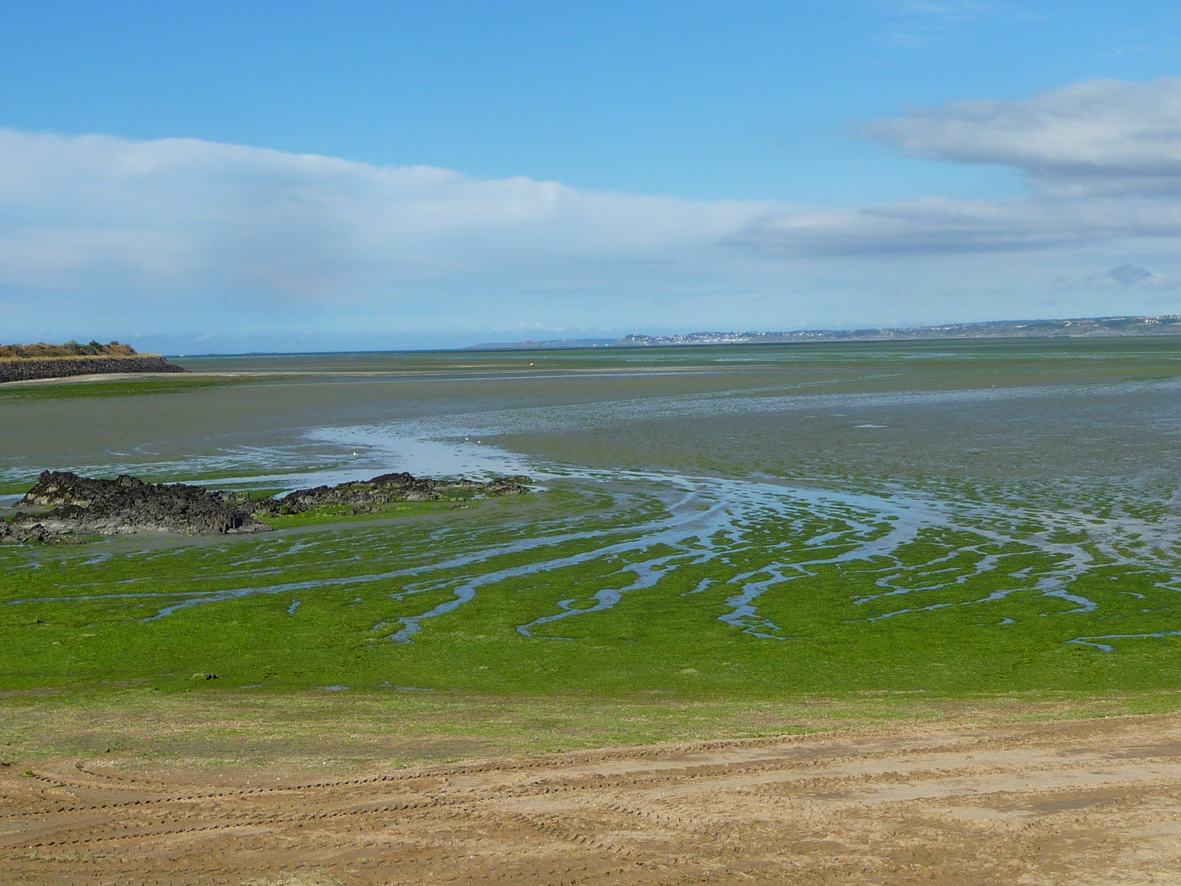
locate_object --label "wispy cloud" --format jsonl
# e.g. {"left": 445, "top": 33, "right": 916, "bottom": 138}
{"left": 874, "top": 0, "right": 1000, "bottom": 47}
{"left": 1085, "top": 264, "right": 1176, "bottom": 290}
{"left": 0, "top": 130, "right": 778, "bottom": 301}
{"left": 859, "top": 77, "right": 1181, "bottom": 194}
{"left": 727, "top": 195, "right": 1181, "bottom": 257}
{"left": 729, "top": 78, "right": 1181, "bottom": 258}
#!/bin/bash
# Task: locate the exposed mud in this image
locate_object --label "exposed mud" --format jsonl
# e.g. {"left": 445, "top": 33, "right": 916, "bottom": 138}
{"left": 3, "top": 712, "right": 1181, "bottom": 884}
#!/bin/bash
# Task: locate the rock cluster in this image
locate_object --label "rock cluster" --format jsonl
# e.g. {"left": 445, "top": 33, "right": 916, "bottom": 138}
{"left": 2, "top": 469, "right": 531, "bottom": 542}
{"left": 8, "top": 471, "right": 266, "bottom": 539}
{"left": 0, "top": 521, "right": 80, "bottom": 545}
{"left": 251, "top": 471, "right": 531, "bottom": 516}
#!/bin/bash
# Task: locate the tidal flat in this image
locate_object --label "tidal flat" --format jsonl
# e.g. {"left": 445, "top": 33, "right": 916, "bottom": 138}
{"left": 8, "top": 340, "right": 1181, "bottom": 884}
{"left": 3, "top": 338, "right": 1181, "bottom": 711}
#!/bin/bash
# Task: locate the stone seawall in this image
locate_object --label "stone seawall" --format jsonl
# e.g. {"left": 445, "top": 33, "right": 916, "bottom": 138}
{"left": 0, "top": 356, "right": 187, "bottom": 383}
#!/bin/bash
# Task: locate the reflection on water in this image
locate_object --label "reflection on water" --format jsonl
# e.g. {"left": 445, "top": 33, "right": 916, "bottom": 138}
{"left": 307, "top": 424, "right": 534, "bottom": 480}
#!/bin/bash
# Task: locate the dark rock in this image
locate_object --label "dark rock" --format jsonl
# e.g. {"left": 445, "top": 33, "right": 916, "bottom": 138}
{"left": 0, "top": 518, "right": 81, "bottom": 545}
{"left": 251, "top": 471, "right": 531, "bottom": 516}
{"left": 8, "top": 470, "right": 531, "bottom": 541}
{"left": 0, "top": 355, "right": 186, "bottom": 383}
{"left": 14, "top": 471, "right": 267, "bottom": 537}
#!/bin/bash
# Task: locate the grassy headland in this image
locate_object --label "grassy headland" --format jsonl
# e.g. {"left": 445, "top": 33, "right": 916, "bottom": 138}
{"left": 0, "top": 340, "right": 140, "bottom": 359}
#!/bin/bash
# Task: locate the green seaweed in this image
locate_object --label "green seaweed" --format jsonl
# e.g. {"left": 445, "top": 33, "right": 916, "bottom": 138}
{"left": 2, "top": 476, "right": 1180, "bottom": 700}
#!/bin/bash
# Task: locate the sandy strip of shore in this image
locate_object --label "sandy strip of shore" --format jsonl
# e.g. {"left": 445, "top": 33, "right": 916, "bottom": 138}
{"left": 3, "top": 710, "right": 1180, "bottom": 884}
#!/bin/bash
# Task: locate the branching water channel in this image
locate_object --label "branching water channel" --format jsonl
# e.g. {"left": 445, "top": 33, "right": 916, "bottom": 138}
{"left": 9, "top": 467, "right": 1181, "bottom": 651}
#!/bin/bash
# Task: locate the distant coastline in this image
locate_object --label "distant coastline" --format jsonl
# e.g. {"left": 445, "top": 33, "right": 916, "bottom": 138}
{"left": 469, "top": 315, "right": 1181, "bottom": 350}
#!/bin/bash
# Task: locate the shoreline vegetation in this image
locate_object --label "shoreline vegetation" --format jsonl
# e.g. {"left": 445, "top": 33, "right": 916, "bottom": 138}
{"left": 0, "top": 340, "right": 139, "bottom": 359}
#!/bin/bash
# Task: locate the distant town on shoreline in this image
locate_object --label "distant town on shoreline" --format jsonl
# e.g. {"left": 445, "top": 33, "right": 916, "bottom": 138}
{"left": 471, "top": 315, "right": 1181, "bottom": 350}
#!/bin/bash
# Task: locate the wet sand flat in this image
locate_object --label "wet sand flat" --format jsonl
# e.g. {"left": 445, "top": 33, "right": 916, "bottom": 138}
{"left": 3, "top": 710, "right": 1181, "bottom": 884}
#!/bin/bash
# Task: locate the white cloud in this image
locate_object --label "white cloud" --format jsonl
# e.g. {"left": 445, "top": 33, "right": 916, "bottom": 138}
{"left": 0, "top": 129, "right": 778, "bottom": 302}
{"left": 859, "top": 77, "right": 1181, "bottom": 195}
{"left": 5, "top": 84, "right": 1181, "bottom": 350}
{"left": 728, "top": 78, "right": 1181, "bottom": 259}
{"left": 727, "top": 195, "right": 1181, "bottom": 257}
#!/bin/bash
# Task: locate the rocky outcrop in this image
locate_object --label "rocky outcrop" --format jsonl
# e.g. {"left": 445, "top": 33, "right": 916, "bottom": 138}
{"left": 0, "top": 521, "right": 81, "bottom": 545}
{"left": 10, "top": 471, "right": 266, "bottom": 538}
{"left": 251, "top": 471, "right": 531, "bottom": 516}
{"left": 0, "top": 356, "right": 187, "bottom": 383}
{"left": 4, "top": 470, "right": 532, "bottom": 541}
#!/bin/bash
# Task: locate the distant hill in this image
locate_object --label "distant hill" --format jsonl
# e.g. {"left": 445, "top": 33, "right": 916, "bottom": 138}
{"left": 471, "top": 316, "right": 1181, "bottom": 350}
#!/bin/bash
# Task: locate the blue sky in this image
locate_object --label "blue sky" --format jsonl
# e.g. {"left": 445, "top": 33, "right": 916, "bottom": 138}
{"left": 3, "top": 1, "right": 1181, "bottom": 352}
